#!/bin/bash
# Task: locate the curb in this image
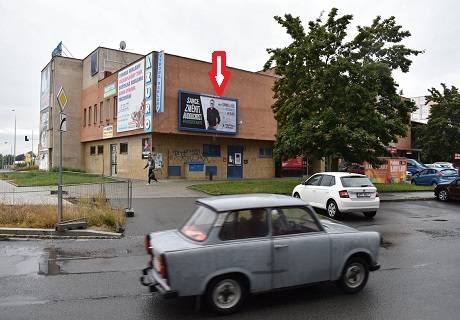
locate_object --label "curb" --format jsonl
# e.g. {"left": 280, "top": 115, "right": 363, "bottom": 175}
{"left": 380, "top": 197, "right": 435, "bottom": 202}
{"left": 0, "top": 227, "right": 123, "bottom": 240}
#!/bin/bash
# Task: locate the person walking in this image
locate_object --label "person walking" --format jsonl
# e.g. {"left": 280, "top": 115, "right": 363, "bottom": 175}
{"left": 144, "top": 154, "right": 158, "bottom": 185}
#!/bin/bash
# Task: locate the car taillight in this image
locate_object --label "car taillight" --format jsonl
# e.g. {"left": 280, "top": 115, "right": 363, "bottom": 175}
{"left": 436, "top": 172, "right": 443, "bottom": 177}
{"left": 144, "top": 234, "right": 152, "bottom": 255}
{"left": 155, "top": 254, "right": 168, "bottom": 279}
{"left": 339, "top": 190, "right": 349, "bottom": 198}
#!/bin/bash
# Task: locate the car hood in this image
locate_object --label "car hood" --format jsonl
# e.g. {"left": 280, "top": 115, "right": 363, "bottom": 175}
{"left": 149, "top": 229, "right": 201, "bottom": 255}
{"left": 320, "top": 219, "right": 358, "bottom": 233}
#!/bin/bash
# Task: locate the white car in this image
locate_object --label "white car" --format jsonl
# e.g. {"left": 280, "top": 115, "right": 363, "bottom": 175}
{"left": 292, "top": 172, "right": 380, "bottom": 219}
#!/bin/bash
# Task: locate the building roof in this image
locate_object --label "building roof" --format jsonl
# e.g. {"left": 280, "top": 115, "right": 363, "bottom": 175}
{"left": 196, "top": 194, "right": 306, "bottom": 212}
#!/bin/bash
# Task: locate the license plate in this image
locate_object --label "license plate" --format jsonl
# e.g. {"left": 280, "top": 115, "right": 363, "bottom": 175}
{"left": 357, "top": 192, "right": 370, "bottom": 198}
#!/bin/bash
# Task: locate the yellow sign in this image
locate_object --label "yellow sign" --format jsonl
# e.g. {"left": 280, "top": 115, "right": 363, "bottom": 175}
{"left": 103, "top": 125, "right": 113, "bottom": 139}
{"left": 57, "top": 87, "right": 68, "bottom": 110}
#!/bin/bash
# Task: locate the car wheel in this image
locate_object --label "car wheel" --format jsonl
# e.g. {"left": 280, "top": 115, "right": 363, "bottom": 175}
{"left": 293, "top": 192, "right": 300, "bottom": 199}
{"left": 205, "top": 275, "right": 247, "bottom": 315}
{"left": 327, "top": 200, "right": 341, "bottom": 219}
{"left": 363, "top": 211, "right": 377, "bottom": 219}
{"left": 437, "top": 190, "right": 449, "bottom": 201}
{"left": 337, "top": 257, "right": 369, "bottom": 294}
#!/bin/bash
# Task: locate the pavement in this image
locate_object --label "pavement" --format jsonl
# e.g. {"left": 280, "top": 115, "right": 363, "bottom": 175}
{"left": 1, "top": 199, "right": 460, "bottom": 319}
{"left": 379, "top": 191, "right": 435, "bottom": 201}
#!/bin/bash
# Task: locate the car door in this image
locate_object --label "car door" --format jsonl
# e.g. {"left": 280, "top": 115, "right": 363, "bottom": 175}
{"left": 315, "top": 175, "right": 335, "bottom": 209}
{"left": 271, "top": 207, "right": 330, "bottom": 289}
{"left": 299, "top": 174, "right": 323, "bottom": 205}
{"left": 449, "top": 179, "right": 460, "bottom": 200}
{"left": 416, "top": 169, "right": 430, "bottom": 185}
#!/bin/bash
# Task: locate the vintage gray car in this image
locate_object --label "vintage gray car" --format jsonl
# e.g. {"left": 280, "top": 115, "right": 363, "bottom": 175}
{"left": 140, "top": 194, "right": 380, "bottom": 314}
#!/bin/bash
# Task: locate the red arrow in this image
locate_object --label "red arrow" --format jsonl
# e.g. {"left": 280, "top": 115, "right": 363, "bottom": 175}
{"left": 208, "top": 51, "right": 230, "bottom": 96}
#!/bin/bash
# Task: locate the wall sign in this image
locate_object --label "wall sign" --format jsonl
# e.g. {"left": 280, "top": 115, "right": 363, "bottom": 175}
{"left": 156, "top": 50, "right": 164, "bottom": 113}
{"left": 144, "top": 53, "right": 153, "bottom": 133}
{"left": 103, "top": 125, "right": 113, "bottom": 139}
{"left": 104, "top": 82, "right": 116, "bottom": 98}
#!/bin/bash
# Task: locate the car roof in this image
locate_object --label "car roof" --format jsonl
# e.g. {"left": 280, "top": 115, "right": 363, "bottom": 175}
{"left": 313, "top": 172, "right": 366, "bottom": 178}
{"left": 196, "top": 194, "right": 307, "bottom": 213}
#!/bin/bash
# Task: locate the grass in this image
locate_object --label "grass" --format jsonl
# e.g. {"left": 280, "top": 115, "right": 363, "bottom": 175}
{"left": 0, "top": 170, "right": 114, "bottom": 187}
{"left": 189, "top": 177, "right": 434, "bottom": 195}
{"left": 0, "top": 195, "right": 125, "bottom": 232}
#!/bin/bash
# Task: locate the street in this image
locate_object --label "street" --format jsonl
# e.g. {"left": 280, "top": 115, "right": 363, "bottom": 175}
{"left": 1, "top": 199, "right": 460, "bottom": 320}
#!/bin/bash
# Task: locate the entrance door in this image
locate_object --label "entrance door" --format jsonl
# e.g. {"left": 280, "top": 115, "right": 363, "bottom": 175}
{"left": 110, "top": 144, "right": 117, "bottom": 176}
{"left": 227, "top": 145, "right": 243, "bottom": 179}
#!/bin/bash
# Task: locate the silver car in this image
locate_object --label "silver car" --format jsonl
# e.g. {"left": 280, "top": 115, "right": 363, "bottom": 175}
{"left": 140, "top": 194, "right": 381, "bottom": 314}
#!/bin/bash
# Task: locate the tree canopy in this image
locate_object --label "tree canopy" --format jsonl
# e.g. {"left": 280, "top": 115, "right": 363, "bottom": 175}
{"left": 420, "top": 84, "right": 460, "bottom": 163}
{"left": 264, "top": 8, "right": 422, "bottom": 165}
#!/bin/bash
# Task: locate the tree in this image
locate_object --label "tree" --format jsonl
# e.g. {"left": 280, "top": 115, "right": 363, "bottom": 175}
{"left": 420, "top": 84, "right": 460, "bottom": 163}
{"left": 264, "top": 8, "right": 422, "bottom": 165}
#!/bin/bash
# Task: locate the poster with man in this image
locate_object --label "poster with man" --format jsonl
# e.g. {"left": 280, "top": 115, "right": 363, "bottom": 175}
{"left": 142, "top": 137, "right": 152, "bottom": 159}
{"left": 178, "top": 91, "right": 237, "bottom": 134}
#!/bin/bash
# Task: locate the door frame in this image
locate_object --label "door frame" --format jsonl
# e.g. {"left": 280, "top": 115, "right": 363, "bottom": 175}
{"left": 110, "top": 144, "right": 117, "bottom": 176}
{"left": 227, "top": 145, "right": 243, "bottom": 179}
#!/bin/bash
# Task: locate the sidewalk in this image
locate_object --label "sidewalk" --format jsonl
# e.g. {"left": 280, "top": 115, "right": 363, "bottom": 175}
{"left": 130, "top": 179, "right": 207, "bottom": 198}
{"left": 379, "top": 191, "right": 435, "bottom": 202}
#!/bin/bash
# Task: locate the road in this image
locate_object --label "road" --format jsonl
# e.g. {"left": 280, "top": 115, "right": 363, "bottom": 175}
{"left": 1, "top": 199, "right": 460, "bottom": 320}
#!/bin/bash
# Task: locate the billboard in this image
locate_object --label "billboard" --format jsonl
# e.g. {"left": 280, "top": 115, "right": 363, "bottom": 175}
{"left": 156, "top": 50, "right": 165, "bottom": 113}
{"left": 40, "top": 64, "right": 51, "bottom": 111}
{"left": 144, "top": 53, "right": 153, "bottom": 133}
{"left": 178, "top": 91, "right": 238, "bottom": 135}
{"left": 117, "top": 59, "right": 145, "bottom": 132}
{"left": 365, "top": 158, "right": 407, "bottom": 184}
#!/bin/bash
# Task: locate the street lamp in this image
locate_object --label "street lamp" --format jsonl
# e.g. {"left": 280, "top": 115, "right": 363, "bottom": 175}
{"left": 11, "top": 109, "right": 16, "bottom": 166}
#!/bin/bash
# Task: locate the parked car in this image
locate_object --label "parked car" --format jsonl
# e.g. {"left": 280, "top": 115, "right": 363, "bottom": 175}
{"left": 406, "top": 159, "right": 426, "bottom": 175}
{"left": 432, "top": 162, "right": 455, "bottom": 169}
{"left": 140, "top": 194, "right": 381, "bottom": 314}
{"left": 434, "top": 178, "right": 460, "bottom": 201}
{"left": 292, "top": 172, "right": 380, "bottom": 219}
{"left": 410, "top": 168, "right": 458, "bottom": 186}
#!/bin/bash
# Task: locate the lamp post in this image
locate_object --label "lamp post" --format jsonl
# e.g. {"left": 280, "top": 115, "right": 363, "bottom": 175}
{"left": 11, "top": 109, "right": 16, "bottom": 166}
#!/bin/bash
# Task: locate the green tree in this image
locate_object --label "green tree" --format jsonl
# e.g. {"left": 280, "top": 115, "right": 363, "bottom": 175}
{"left": 264, "top": 8, "right": 422, "bottom": 165}
{"left": 421, "top": 84, "right": 460, "bottom": 163}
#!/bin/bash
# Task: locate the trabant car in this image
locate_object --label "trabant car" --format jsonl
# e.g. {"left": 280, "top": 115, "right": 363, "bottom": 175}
{"left": 140, "top": 194, "right": 381, "bottom": 314}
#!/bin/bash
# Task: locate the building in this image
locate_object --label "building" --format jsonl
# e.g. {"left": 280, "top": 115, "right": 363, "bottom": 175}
{"left": 38, "top": 47, "right": 277, "bottom": 180}
{"left": 410, "top": 96, "right": 435, "bottom": 124}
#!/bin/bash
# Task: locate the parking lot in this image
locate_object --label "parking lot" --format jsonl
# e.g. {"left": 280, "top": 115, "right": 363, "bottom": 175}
{"left": 1, "top": 198, "right": 459, "bottom": 320}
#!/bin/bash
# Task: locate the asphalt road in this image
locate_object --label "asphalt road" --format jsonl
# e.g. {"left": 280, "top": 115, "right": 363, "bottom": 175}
{"left": 1, "top": 199, "right": 460, "bottom": 320}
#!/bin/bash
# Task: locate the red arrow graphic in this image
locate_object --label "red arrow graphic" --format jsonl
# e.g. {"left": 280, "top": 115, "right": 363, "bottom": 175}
{"left": 208, "top": 51, "right": 230, "bottom": 96}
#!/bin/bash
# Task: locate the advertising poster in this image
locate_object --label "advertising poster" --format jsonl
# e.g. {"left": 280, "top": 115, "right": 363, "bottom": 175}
{"left": 365, "top": 158, "right": 407, "bottom": 184}
{"left": 178, "top": 91, "right": 237, "bottom": 134}
{"left": 117, "top": 59, "right": 145, "bottom": 132}
{"left": 104, "top": 82, "right": 116, "bottom": 98}
{"left": 38, "top": 110, "right": 49, "bottom": 150}
{"left": 103, "top": 125, "right": 113, "bottom": 139}
{"left": 142, "top": 137, "right": 152, "bottom": 159}
{"left": 144, "top": 53, "right": 153, "bottom": 133}
{"left": 40, "top": 64, "right": 50, "bottom": 111}
{"left": 156, "top": 50, "right": 164, "bottom": 113}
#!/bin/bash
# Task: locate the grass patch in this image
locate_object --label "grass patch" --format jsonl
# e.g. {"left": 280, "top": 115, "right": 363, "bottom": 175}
{"left": 0, "top": 195, "right": 125, "bottom": 232}
{"left": 0, "top": 170, "right": 114, "bottom": 187}
{"left": 189, "top": 178, "right": 434, "bottom": 195}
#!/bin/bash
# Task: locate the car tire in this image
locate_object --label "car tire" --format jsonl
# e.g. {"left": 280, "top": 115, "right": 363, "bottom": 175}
{"left": 337, "top": 257, "right": 369, "bottom": 294}
{"left": 293, "top": 192, "right": 300, "bottom": 199}
{"left": 363, "top": 211, "right": 377, "bottom": 219}
{"left": 205, "top": 275, "right": 247, "bottom": 315}
{"left": 326, "top": 200, "right": 341, "bottom": 219}
{"left": 437, "top": 190, "right": 449, "bottom": 201}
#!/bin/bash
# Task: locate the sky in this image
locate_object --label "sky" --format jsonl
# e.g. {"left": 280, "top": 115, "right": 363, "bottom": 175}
{"left": 0, "top": 0, "right": 459, "bottom": 155}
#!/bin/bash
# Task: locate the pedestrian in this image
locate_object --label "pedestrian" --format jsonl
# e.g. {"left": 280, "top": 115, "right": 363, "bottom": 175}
{"left": 144, "top": 154, "right": 158, "bottom": 185}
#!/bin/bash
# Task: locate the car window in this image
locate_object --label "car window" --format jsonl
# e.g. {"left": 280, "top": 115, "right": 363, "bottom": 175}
{"left": 340, "top": 176, "right": 373, "bottom": 187}
{"left": 271, "top": 207, "right": 321, "bottom": 236}
{"left": 442, "top": 169, "right": 457, "bottom": 176}
{"left": 428, "top": 169, "right": 436, "bottom": 174}
{"left": 219, "top": 209, "right": 268, "bottom": 241}
{"left": 306, "top": 174, "right": 322, "bottom": 186}
{"left": 320, "top": 175, "right": 334, "bottom": 187}
{"left": 180, "top": 205, "right": 216, "bottom": 241}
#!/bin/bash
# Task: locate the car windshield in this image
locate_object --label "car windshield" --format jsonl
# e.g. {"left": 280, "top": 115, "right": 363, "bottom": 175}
{"left": 341, "top": 176, "right": 374, "bottom": 187}
{"left": 441, "top": 169, "right": 457, "bottom": 176}
{"left": 180, "top": 205, "right": 216, "bottom": 241}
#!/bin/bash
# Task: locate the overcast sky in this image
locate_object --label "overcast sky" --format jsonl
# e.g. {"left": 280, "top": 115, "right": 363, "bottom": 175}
{"left": 1, "top": 0, "right": 459, "bottom": 155}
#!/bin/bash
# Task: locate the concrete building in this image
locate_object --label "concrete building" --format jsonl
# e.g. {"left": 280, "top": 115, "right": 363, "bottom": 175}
{"left": 39, "top": 47, "right": 277, "bottom": 180}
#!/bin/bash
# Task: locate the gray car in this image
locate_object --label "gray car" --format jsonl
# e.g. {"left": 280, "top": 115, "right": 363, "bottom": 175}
{"left": 140, "top": 194, "right": 381, "bottom": 314}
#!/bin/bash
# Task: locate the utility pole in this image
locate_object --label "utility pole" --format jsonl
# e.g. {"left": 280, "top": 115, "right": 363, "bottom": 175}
{"left": 12, "top": 109, "right": 16, "bottom": 166}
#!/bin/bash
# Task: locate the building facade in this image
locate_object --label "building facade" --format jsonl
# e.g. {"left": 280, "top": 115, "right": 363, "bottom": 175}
{"left": 39, "top": 47, "right": 277, "bottom": 180}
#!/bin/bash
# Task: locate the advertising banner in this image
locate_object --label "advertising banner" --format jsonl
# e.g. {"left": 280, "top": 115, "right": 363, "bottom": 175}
{"left": 103, "top": 125, "right": 113, "bottom": 139}
{"left": 144, "top": 53, "right": 153, "bottom": 133}
{"left": 365, "top": 158, "right": 407, "bottom": 184}
{"left": 40, "top": 64, "right": 51, "bottom": 111}
{"left": 178, "top": 91, "right": 237, "bottom": 135}
{"left": 156, "top": 51, "right": 165, "bottom": 113}
{"left": 38, "top": 110, "right": 49, "bottom": 150}
{"left": 117, "top": 59, "right": 145, "bottom": 132}
{"left": 142, "top": 137, "right": 152, "bottom": 159}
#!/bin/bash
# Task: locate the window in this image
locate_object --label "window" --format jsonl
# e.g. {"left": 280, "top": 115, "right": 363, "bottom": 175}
{"left": 259, "top": 147, "right": 273, "bottom": 158}
{"left": 320, "top": 175, "right": 335, "bottom": 187}
{"left": 341, "top": 176, "right": 373, "bottom": 187}
{"left": 113, "top": 96, "right": 117, "bottom": 119}
{"left": 90, "top": 146, "right": 96, "bottom": 155}
{"left": 90, "top": 51, "right": 98, "bottom": 76}
{"left": 180, "top": 205, "right": 216, "bottom": 242}
{"left": 100, "top": 102, "right": 103, "bottom": 123}
{"left": 97, "top": 145, "right": 103, "bottom": 155}
{"left": 83, "top": 109, "right": 87, "bottom": 127}
{"left": 271, "top": 207, "right": 321, "bottom": 236}
{"left": 88, "top": 106, "right": 92, "bottom": 125}
{"left": 219, "top": 209, "right": 268, "bottom": 241}
{"left": 305, "top": 174, "right": 322, "bottom": 186}
{"left": 203, "top": 144, "right": 220, "bottom": 157}
{"left": 441, "top": 169, "right": 457, "bottom": 176}
{"left": 94, "top": 104, "right": 97, "bottom": 124}
{"left": 120, "top": 143, "right": 128, "bottom": 154}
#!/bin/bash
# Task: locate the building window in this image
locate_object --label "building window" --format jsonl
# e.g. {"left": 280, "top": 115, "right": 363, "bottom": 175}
{"left": 120, "top": 143, "right": 128, "bottom": 154}
{"left": 88, "top": 106, "right": 92, "bottom": 126}
{"left": 97, "top": 145, "right": 104, "bottom": 155}
{"left": 203, "top": 144, "right": 220, "bottom": 157}
{"left": 259, "top": 147, "right": 273, "bottom": 158}
{"left": 105, "top": 99, "right": 110, "bottom": 121}
{"left": 113, "top": 96, "right": 117, "bottom": 119}
{"left": 83, "top": 108, "right": 87, "bottom": 127}
{"left": 100, "top": 101, "right": 103, "bottom": 123}
{"left": 90, "top": 146, "right": 96, "bottom": 155}
{"left": 94, "top": 104, "right": 97, "bottom": 124}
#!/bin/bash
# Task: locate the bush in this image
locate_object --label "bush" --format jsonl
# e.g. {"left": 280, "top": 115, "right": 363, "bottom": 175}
{"left": 13, "top": 165, "right": 39, "bottom": 172}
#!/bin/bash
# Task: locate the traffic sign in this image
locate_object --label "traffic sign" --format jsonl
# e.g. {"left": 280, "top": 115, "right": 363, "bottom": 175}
{"left": 60, "top": 113, "right": 67, "bottom": 132}
{"left": 57, "top": 86, "right": 68, "bottom": 110}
